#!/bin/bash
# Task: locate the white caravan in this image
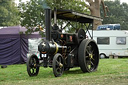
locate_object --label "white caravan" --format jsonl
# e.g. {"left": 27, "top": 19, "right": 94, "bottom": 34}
{"left": 87, "top": 30, "right": 128, "bottom": 58}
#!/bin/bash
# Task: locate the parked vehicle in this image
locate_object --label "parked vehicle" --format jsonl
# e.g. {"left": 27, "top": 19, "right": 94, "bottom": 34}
{"left": 97, "top": 24, "right": 120, "bottom": 30}
{"left": 87, "top": 30, "right": 128, "bottom": 58}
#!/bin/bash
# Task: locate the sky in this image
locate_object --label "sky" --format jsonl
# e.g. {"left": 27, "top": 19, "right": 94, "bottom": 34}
{"left": 15, "top": 0, "right": 30, "bottom": 4}
{"left": 115, "top": 0, "right": 128, "bottom": 4}
{"left": 14, "top": 0, "right": 128, "bottom": 7}
{"left": 15, "top": 0, "right": 128, "bottom": 4}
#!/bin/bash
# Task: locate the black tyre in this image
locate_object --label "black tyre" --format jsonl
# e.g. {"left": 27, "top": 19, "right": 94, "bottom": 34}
{"left": 53, "top": 53, "right": 64, "bottom": 77}
{"left": 100, "top": 53, "right": 106, "bottom": 59}
{"left": 78, "top": 39, "right": 99, "bottom": 73}
{"left": 64, "top": 67, "right": 70, "bottom": 71}
{"left": 27, "top": 54, "right": 39, "bottom": 77}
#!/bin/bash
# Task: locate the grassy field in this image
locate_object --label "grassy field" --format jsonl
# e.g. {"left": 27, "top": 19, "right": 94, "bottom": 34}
{"left": 0, "top": 59, "right": 128, "bottom": 85}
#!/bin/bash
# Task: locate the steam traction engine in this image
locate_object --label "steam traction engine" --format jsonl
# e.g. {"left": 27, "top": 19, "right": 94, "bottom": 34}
{"left": 27, "top": 9, "right": 103, "bottom": 77}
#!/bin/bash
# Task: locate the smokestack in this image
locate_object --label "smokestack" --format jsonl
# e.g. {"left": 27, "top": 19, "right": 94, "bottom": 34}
{"left": 45, "top": 8, "right": 51, "bottom": 41}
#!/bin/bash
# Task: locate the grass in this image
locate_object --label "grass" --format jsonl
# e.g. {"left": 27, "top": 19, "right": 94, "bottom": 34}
{"left": 0, "top": 59, "right": 128, "bottom": 85}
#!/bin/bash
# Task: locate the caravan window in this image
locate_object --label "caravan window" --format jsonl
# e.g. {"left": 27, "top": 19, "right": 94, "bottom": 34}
{"left": 97, "top": 37, "right": 109, "bottom": 45}
{"left": 116, "top": 37, "right": 126, "bottom": 45}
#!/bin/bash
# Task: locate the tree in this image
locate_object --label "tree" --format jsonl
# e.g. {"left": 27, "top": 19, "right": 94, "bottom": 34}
{"left": 0, "top": 0, "right": 20, "bottom": 26}
{"left": 19, "top": 0, "right": 89, "bottom": 34}
{"left": 101, "top": 0, "right": 128, "bottom": 30}
{"left": 83, "top": 0, "right": 109, "bottom": 30}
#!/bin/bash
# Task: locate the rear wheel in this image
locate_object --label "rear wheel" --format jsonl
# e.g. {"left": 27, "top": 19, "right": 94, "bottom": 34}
{"left": 27, "top": 54, "right": 39, "bottom": 77}
{"left": 53, "top": 53, "right": 64, "bottom": 77}
{"left": 78, "top": 39, "right": 99, "bottom": 72}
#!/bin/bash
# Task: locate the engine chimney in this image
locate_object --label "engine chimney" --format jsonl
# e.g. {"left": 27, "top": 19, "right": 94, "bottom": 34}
{"left": 45, "top": 8, "right": 51, "bottom": 41}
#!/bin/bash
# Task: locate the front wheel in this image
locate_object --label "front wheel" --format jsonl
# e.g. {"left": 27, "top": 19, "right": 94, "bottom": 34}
{"left": 27, "top": 54, "right": 39, "bottom": 77}
{"left": 53, "top": 53, "right": 64, "bottom": 77}
{"left": 78, "top": 39, "right": 99, "bottom": 73}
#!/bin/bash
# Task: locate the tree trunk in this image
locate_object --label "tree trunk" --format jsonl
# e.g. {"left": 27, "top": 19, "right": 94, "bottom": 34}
{"left": 85, "top": 0, "right": 108, "bottom": 30}
{"left": 91, "top": 7, "right": 102, "bottom": 30}
{"left": 89, "top": 1, "right": 102, "bottom": 30}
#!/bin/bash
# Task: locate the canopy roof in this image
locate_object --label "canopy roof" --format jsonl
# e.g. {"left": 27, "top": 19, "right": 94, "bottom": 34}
{"left": 52, "top": 9, "right": 103, "bottom": 23}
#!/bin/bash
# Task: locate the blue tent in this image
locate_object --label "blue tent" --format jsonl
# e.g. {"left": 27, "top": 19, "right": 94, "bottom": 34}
{"left": 0, "top": 26, "right": 41, "bottom": 65}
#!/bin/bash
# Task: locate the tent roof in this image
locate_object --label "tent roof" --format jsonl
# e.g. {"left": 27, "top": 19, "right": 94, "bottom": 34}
{"left": 0, "top": 26, "right": 41, "bottom": 38}
{"left": 0, "top": 26, "right": 39, "bottom": 34}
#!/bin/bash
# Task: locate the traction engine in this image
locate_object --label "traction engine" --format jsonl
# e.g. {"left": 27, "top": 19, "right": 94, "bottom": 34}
{"left": 27, "top": 8, "right": 102, "bottom": 77}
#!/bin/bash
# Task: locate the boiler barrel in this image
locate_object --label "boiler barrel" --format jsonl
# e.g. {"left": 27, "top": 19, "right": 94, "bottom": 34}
{"left": 38, "top": 40, "right": 67, "bottom": 54}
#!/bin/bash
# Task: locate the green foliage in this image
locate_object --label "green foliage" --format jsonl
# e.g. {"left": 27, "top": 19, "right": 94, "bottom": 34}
{"left": 46, "top": 0, "right": 88, "bottom": 13}
{"left": 19, "top": 0, "right": 89, "bottom": 34}
{"left": 0, "top": 0, "right": 20, "bottom": 26}
{"left": 19, "top": 0, "right": 44, "bottom": 34}
{"left": 0, "top": 59, "right": 128, "bottom": 85}
{"left": 101, "top": 0, "right": 128, "bottom": 30}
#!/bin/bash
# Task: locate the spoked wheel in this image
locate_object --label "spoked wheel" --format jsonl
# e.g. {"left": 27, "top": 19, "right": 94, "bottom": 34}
{"left": 53, "top": 53, "right": 64, "bottom": 77}
{"left": 27, "top": 54, "right": 39, "bottom": 77}
{"left": 78, "top": 39, "right": 99, "bottom": 73}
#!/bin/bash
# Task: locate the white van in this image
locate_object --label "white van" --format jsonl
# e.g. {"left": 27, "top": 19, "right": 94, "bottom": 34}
{"left": 87, "top": 30, "right": 128, "bottom": 58}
